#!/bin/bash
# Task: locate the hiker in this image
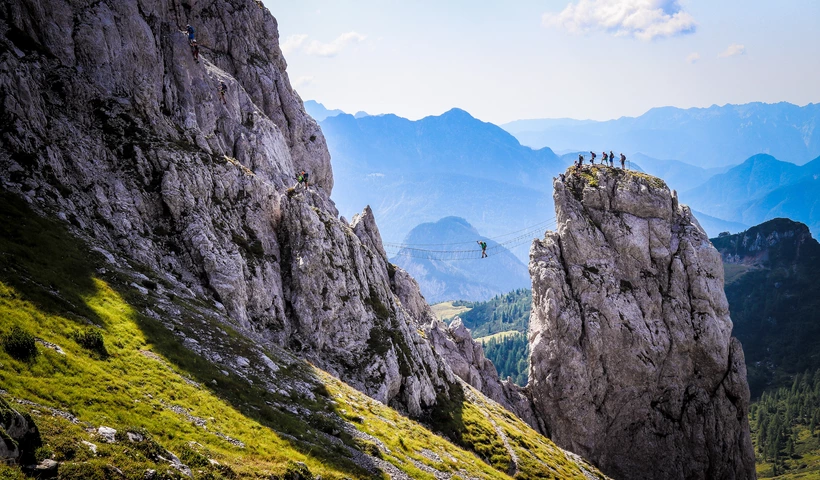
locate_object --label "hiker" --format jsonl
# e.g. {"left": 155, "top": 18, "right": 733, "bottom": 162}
{"left": 620, "top": 153, "right": 627, "bottom": 169}
{"left": 294, "top": 170, "right": 309, "bottom": 189}
{"left": 186, "top": 24, "right": 196, "bottom": 44}
{"left": 219, "top": 81, "right": 227, "bottom": 104}
{"left": 191, "top": 40, "right": 200, "bottom": 63}
{"left": 577, "top": 153, "right": 584, "bottom": 167}
{"left": 602, "top": 151, "right": 609, "bottom": 165}
{"left": 590, "top": 151, "right": 597, "bottom": 164}
{"left": 477, "top": 240, "right": 488, "bottom": 258}
{"left": 609, "top": 151, "right": 615, "bottom": 166}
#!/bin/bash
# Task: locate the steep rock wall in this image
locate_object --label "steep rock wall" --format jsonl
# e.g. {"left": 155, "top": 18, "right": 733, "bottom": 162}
{"left": 0, "top": 0, "right": 454, "bottom": 415}
{"left": 528, "top": 166, "right": 756, "bottom": 479}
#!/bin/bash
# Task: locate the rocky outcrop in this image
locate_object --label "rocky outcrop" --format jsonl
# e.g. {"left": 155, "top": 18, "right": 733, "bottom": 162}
{"left": 425, "top": 318, "right": 544, "bottom": 432}
{"left": 528, "top": 166, "right": 756, "bottom": 479}
{"left": 0, "top": 0, "right": 455, "bottom": 416}
{"left": 0, "top": 396, "right": 41, "bottom": 465}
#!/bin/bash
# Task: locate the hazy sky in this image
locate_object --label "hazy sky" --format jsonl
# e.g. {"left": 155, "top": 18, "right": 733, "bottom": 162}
{"left": 265, "top": 0, "right": 820, "bottom": 123}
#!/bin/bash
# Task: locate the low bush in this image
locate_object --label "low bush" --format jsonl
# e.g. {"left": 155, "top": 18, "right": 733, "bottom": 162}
{"left": 2, "top": 326, "right": 37, "bottom": 361}
{"left": 71, "top": 329, "right": 108, "bottom": 357}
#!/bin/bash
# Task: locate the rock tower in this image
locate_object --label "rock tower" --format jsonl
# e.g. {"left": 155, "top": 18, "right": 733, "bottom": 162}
{"left": 528, "top": 166, "right": 756, "bottom": 479}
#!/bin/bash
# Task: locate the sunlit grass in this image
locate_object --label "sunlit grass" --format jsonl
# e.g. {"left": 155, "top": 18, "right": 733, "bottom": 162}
{"left": 0, "top": 191, "right": 606, "bottom": 479}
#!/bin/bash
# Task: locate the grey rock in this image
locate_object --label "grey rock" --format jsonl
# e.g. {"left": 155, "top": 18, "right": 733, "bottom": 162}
{"left": 425, "top": 318, "right": 543, "bottom": 433}
{"left": 0, "top": 0, "right": 458, "bottom": 417}
{"left": 81, "top": 440, "right": 98, "bottom": 454}
{"left": 32, "top": 459, "right": 59, "bottom": 478}
{"left": 528, "top": 167, "right": 756, "bottom": 479}
{"left": 97, "top": 426, "right": 117, "bottom": 443}
{"left": 0, "top": 397, "right": 41, "bottom": 465}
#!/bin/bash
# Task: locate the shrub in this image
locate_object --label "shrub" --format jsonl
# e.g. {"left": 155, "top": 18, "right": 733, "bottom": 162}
{"left": 71, "top": 329, "right": 108, "bottom": 357}
{"left": 276, "top": 461, "right": 313, "bottom": 480}
{"left": 2, "top": 326, "right": 37, "bottom": 361}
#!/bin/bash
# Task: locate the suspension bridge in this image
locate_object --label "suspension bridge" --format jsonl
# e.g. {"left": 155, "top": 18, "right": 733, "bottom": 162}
{"left": 382, "top": 217, "right": 559, "bottom": 261}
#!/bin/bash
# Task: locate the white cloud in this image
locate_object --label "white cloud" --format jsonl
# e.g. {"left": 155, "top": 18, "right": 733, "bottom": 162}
{"left": 718, "top": 44, "right": 746, "bottom": 58}
{"left": 281, "top": 34, "right": 307, "bottom": 55}
{"left": 542, "top": 0, "right": 697, "bottom": 41}
{"left": 303, "top": 32, "right": 366, "bottom": 57}
{"left": 292, "top": 76, "right": 314, "bottom": 88}
{"left": 686, "top": 52, "right": 700, "bottom": 64}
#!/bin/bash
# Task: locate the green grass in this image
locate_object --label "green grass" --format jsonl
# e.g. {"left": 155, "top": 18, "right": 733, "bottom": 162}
{"left": 430, "top": 301, "right": 472, "bottom": 321}
{"left": 723, "top": 263, "right": 755, "bottom": 285}
{"left": 475, "top": 331, "right": 522, "bottom": 343}
{"left": 0, "top": 191, "right": 605, "bottom": 479}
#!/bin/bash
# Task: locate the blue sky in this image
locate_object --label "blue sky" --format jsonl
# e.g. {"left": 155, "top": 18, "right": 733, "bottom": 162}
{"left": 265, "top": 0, "right": 820, "bottom": 123}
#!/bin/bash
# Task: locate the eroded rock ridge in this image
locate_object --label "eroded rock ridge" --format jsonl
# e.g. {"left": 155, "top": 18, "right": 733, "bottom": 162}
{"left": 528, "top": 167, "right": 756, "bottom": 479}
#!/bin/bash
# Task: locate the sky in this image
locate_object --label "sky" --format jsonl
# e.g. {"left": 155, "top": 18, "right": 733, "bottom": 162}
{"left": 264, "top": 0, "right": 820, "bottom": 124}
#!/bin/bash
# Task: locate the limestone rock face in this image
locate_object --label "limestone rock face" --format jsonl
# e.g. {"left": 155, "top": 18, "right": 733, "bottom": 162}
{"left": 528, "top": 167, "right": 756, "bottom": 480}
{"left": 425, "top": 318, "right": 544, "bottom": 432}
{"left": 0, "top": 0, "right": 454, "bottom": 415}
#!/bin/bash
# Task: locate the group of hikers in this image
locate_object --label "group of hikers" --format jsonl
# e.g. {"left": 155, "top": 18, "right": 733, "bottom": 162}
{"left": 184, "top": 24, "right": 228, "bottom": 105}
{"left": 576, "top": 150, "right": 627, "bottom": 169}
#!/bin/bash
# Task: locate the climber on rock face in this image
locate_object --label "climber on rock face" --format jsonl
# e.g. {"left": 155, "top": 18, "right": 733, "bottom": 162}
{"left": 620, "top": 153, "right": 627, "bottom": 169}
{"left": 477, "top": 240, "right": 488, "bottom": 258}
{"left": 294, "top": 170, "right": 309, "bottom": 189}
{"left": 191, "top": 40, "right": 200, "bottom": 63}
{"left": 590, "top": 151, "right": 597, "bottom": 164}
{"left": 219, "top": 81, "right": 227, "bottom": 104}
{"left": 186, "top": 24, "right": 196, "bottom": 44}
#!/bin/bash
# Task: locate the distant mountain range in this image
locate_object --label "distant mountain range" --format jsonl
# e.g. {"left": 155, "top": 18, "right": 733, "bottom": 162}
{"left": 304, "top": 100, "right": 367, "bottom": 122}
{"left": 314, "top": 100, "right": 819, "bottom": 264}
{"left": 321, "top": 108, "right": 563, "bottom": 259}
{"left": 502, "top": 102, "right": 820, "bottom": 168}
{"left": 390, "top": 217, "right": 530, "bottom": 303}
{"left": 682, "top": 154, "right": 820, "bottom": 236}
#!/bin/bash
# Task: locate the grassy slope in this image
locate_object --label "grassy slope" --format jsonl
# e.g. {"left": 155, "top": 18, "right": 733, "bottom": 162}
{"left": 430, "top": 302, "right": 472, "bottom": 322}
{"left": 0, "top": 192, "right": 604, "bottom": 479}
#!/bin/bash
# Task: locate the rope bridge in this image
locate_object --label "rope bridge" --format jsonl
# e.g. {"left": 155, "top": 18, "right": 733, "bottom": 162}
{"left": 383, "top": 218, "right": 558, "bottom": 261}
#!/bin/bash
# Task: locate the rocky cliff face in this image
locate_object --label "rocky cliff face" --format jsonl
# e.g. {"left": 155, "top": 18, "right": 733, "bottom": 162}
{"left": 0, "top": 0, "right": 455, "bottom": 416}
{"left": 528, "top": 166, "right": 756, "bottom": 479}
{"left": 712, "top": 217, "right": 816, "bottom": 267}
{"left": 425, "top": 318, "right": 543, "bottom": 432}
